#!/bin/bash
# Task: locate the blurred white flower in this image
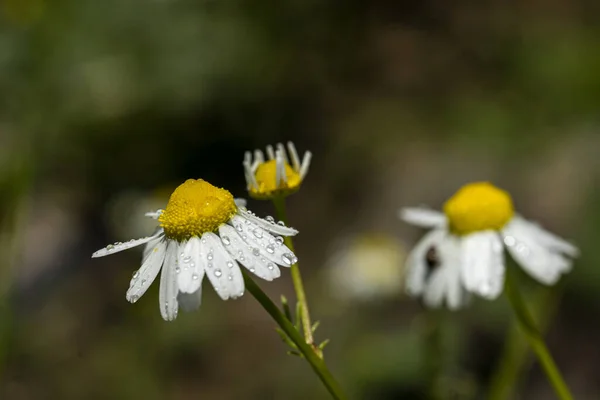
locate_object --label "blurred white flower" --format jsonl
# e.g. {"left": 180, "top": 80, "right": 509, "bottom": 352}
{"left": 400, "top": 182, "right": 579, "bottom": 309}
{"left": 327, "top": 233, "right": 407, "bottom": 301}
{"left": 243, "top": 141, "right": 311, "bottom": 200}
{"left": 92, "top": 179, "right": 298, "bottom": 321}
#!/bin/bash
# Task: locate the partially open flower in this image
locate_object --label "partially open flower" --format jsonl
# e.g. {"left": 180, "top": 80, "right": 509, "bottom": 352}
{"left": 92, "top": 179, "right": 298, "bottom": 321}
{"left": 243, "top": 142, "right": 311, "bottom": 200}
{"left": 400, "top": 182, "right": 579, "bottom": 308}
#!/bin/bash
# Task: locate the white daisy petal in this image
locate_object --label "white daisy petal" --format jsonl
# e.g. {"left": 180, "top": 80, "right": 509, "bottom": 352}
{"left": 235, "top": 208, "right": 298, "bottom": 236}
{"left": 507, "top": 216, "right": 579, "bottom": 257}
{"left": 229, "top": 215, "right": 295, "bottom": 267}
{"left": 266, "top": 145, "right": 276, "bottom": 160}
{"left": 404, "top": 228, "right": 446, "bottom": 296}
{"left": 287, "top": 141, "right": 301, "bottom": 172}
{"left": 276, "top": 142, "right": 289, "bottom": 164}
{"left": 219, "top": 224, "right": 281, "bottom": 281}
{"left": 461, "top": 231, "right": 505, "bottom": 299}
{"left": 178, "top": 237, "right": 204, "bottom": 294}
{"left": 438, "top": 238, "right": 466, "bottom": 310}
{"left": 299, "top": 151, "right": 312, "bottom": 180}
{"left": 159, "top": 241, "right": 179, "bottom": 321}
{"left": 234, "top": 198, "right": 247, "bottom": 208}
{"left": 144, "top": 209, "right": 163, "bottom": 219}
{"left": 202, "top": 232, "right": 244, "bottom": 300}
{"left": 423, "top": 268, "right": 447, "bottom": 308}
{"left": 126, "top": 239, "right": 167, "bottom": 302}
{"left": 143, "top": 229, "right": 164, "bottom": 261}
{"left": 399, "top": 207, "right": 447, "bottom": 229}
{"left": 503, "top": 218, "right": 572, "bottom": 285}
{"left": 178, "top": 290, "right": 202, "bottom": 312}
{"left": 92, "top": 230, "right": 163, "bottom": 258}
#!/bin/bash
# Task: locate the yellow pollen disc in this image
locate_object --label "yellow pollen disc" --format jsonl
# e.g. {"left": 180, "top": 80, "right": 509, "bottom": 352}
{"left": 443, "top": 182, "right": 514, "bottom": 235}
{"left": 250, "top": 160, "right": 302, "bottom": 199}
{"left": 159, "top": 179, "right": 237, "bottom": 241}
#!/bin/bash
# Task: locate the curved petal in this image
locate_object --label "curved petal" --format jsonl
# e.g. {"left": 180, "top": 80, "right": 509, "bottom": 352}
{"left": 234, "top": 208, "right": 298, "bottom": 236}
{"left": 126, "top": 238, "right": 167, "bottom": 302}
{"left": 177, "top": 237, "right": 204, "bottom": 294}
{"left": 159, "top": 241, "right": 179, "bottom": 321}
{"left": 229, "top": 215, "right": 295, "bottom": 267}
{"left": 460, "top": 231, "right": 505, "bottom": 299}
{"left": 219, "top": 224, "right": 281, "bottom": 281}
{"left": 503, "top": 218, "right": 573, "bottom": 285}
{"left": 201, "top": 232, "right": 245, "bottom": 300}
{"left": 92, "top": 230, "right": 163, "bottom": 258}
{"left": 404, "top": 228, "right": 446, "bottom": 296}
{"left": 399, "top": 208, "right": 447, "bottom": 229}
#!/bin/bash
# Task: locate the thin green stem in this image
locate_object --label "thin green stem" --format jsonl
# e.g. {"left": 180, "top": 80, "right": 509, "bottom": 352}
{"left": 424, "top": 311, "right": 443, "bottom": 400}
{"left": 243, "top": 272, "right": 347, "bottom": 400}
{"left": 505, "top": 269, "right": 574, "bottom": 400}
{"left": 271, "top": 196, "right": 318, "bottom": 355}
{"left": 487, "top": 286, "right": 558, "bottom": 400}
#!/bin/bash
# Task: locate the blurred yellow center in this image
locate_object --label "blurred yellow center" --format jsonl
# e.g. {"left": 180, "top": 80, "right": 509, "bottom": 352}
{"left": 159, "top": 179, "right": 237, "bottom": 241}
{"left": 443, "top": 182, "right": 514, "bottom": 235}
{"left": 251, "top": 160, "right": 302, "bottom": 197}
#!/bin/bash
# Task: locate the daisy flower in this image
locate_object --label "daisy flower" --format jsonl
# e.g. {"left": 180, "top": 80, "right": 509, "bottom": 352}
{"left": 400, "top": 182, "right": 579, "bottom": 308}
{"left": 243, "top": 142, "right": 312, "bottom": 199}
{"left": 92, "top": 179, "right": 299, "bottom": 321}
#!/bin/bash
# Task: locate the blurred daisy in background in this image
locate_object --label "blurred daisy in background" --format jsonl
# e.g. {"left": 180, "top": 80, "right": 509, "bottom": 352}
{"left": 92, "top": 179, "right": 298, "bottom": 321}
{"left": 400, "top": 182, "right": 579, "bottom": 305}
{"left": 326, "top": 233, "right": 407, "bottom": 302}
{"left": 243, "top": 141, "right": 311, "bottom": 200}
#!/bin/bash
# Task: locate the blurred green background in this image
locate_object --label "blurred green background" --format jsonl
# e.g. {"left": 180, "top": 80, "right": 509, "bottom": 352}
{"left": 1, "top": 0, "right": 599, "bottom": 399}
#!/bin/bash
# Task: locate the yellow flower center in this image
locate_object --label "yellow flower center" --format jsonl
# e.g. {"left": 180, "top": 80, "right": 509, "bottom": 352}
{"left": 250, "top": 159, "right": 302, "bottom": 198}
{"left": 443, "top": 182, "right": 514, "bottom": 235}
{"left": 159, "top": 179, "right": 237, "bottom": 241}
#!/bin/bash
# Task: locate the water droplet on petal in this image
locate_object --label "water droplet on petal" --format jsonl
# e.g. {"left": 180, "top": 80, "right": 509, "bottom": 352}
{"left": 267, "top": 263, "right": 275, "bottom": 270}
{"left": 132, "top": 270, "right": 140, "bottom": 279}
{"left": 277, "top": 221, "right": 285, "bottom": 226}
{"left": 207, "top": 253, "right": 213, "bottom": 261}
{"left": 227, "top": 274, "right": 233, "bottom": 281}
{"left": 252, "top": 247, "right": 260, "bottom": 256}
{"left": 249, "top": 267, "right": 255, "bottom": 273}
{"left": 266, "top": 216, "right": 275, "bottom": 223}
{"left": 281, "top": 253, "right": 296, "bottom": 265}
{"left": 253, "top": 228, "right": 263, "bottom": 239}
{"left": 222, "top": 236, "right": 231, "bottom": 245}
{"left": 275, "top": 236, "right": 284, "bottom": 245}
{"left": 227, "top": 261, "right": 234, "bottom": 268}
{"left": 214, "top": 269, "right": 222, "bottom": 277}
{"left": 236, "top": 224, "right": 243, "bottom": 232}
{"left": 266, "top": 244, "right": 275, "bottom": 254}
{"left": 192, "top": 273, "right": 199, "bottom": 280}
{"left": 130, "top": 295, "right": 139, "bottom": 303}
{"left": 175, "top": 266, "right": 181, "bottom": 273}
{"left": 183, "top": 256, "right": 191, "bottom": 263}
{"left": 207, "top": 262, "right": 213, "bottom": 268}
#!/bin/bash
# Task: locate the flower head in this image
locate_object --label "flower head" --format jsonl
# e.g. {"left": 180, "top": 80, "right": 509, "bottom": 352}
{"left": 92, "top": 179, "right": 299, "bottom": 321}
{"left": 243, "top": 142, "right": 311, "bottom": 200}
{"left": 400, "top": 181, "right": 579, "bottom": 308}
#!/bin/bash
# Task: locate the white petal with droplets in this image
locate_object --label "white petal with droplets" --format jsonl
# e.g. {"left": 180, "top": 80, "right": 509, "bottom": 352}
{"left": 159, "top": 241, "right": 179, "bottom": 321}
{"left": 202, "top": 232, "right": 244, "bottom": 300}
{"left": 178, "top": 237, "right": 204, "bottom": 294}
{"left": 460, "top": 231, "right": 505, "bottom": 299}
{"left": 92, "top": 230, "right": 164, "bottom": 258}
{"left": 404, "top": 228, "right": 446, "bottom": 296}
{"left": 126, "top": 239, "right": 167, "bottom": 303}
{"left": 234, "top": 209, "right": 298, "bottom": 236}
{"left": 219, "top": 224, "right": 281, "bottom": 281}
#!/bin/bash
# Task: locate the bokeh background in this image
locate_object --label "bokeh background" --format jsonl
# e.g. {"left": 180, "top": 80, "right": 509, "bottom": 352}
{"left": 1, "top": 0, "right": 600, "bottom": 399}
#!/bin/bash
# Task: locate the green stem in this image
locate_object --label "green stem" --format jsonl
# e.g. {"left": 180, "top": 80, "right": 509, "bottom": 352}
{"left": 271, "top": 196, "right": 318, "bottom": 355}
{"left": 243, "top": 272, "right": 347, "bottom": 400}
{"left": 487, "top": 286, "right": 558, "bottom": 400}
{"left": 505, "top": 269, "right": 574, "bottom": 400}
{"left": 424, "top": 311, "right": 443, "bottom": 400}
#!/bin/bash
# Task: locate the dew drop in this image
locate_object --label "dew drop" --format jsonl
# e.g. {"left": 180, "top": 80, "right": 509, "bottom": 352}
{"left": 267, "top": 263, "right": 275, "bottom": 270}
{"left": 192, "top": 273, "right": 199, "bottom": 280}
{"left": 175, "top": 266, "right": 181, "bottom": 274}
{"left": 252, "top": 247, "right": 260, "bottom": 256}
{"left": 207, "top": 253, "right": 213, "bottom": 261}
{"left": 266, "top": 216, "right": 275, "bottom": 223}
{"left": 189, "top": 262, "right": 195, "bottom": 268}
{"left": 277, "top": 221, "right": 285, "bottom": 226}
{"left": 222, "top": 236, "right": 231, "bottom": 245}
{"left": 249, "top": 267, "right": 255, "bottom": 273}
{"left": 130, "top": 295, "right": 139, "bottom": 303}
{"left": 132, "top": 270, "right": 140, "bottom": 279}
{"left": 236, "top": 224, "right": 243, "bottom": 232}
{"left": 266, "top": 244, "right": 275, "bottom": 254}
{"left": 253, "top": 228, "right": 263, "bottom": 239}
{"left": 227, "top": 261, "right": 234, "bottom": 268}
{"left": 275, "top": 236, "right": 284, "bottom": 245}
{"left": 214, "top": 269, "right": 222, "bottom": 277}
{"left": 227, "top": 274, "right": 233, "bottom": 281}
{"left": 183, "top": 256, "right": 192, "bottom": 263}
{"left": 207, "top": 262, "right": 213, "bottom": 269}
{"left": 106, "top": 244, "right": 114, "bottom": 250}
{"left": 281, "top": 253, "right": 296, "bottom": 265}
